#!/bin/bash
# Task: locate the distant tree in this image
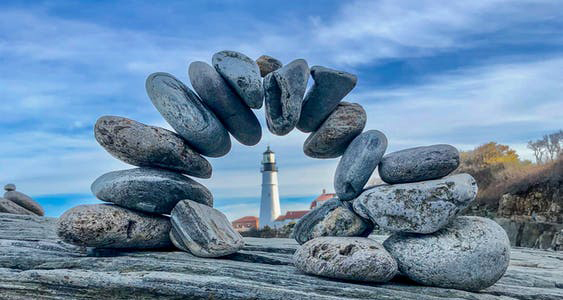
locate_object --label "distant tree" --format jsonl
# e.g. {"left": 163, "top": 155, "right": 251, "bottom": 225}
{"left": 527, "top": 139, "right": 546, "bottom": 164}
{"left": 528, "top": 130, "right": 562, "bottom": 163}
{"left": 463, "top": 142, "right": 520, "bottom": 168}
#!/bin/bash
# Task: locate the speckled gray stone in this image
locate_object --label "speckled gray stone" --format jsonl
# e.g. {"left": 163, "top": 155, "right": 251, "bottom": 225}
{"left": 378, "top": 144, "right": 460, "bottom": 184}
{"left": 91, "top": 168, "right": 212, "bottom": 215}
{"left": 0, "top": 198, "right": 36, "bottom": 216}
{"left": 212, "top": 50, "right": 264, "bottom": 109}
{"left": 146, "top": 72, "right": 231, "bottom": 157}
{"left": 170, "top": 200, "right": 244, "bottom": 257}
{"left": 297, "top": 66, "right": 357, "bottom": 133}
{"left": 189, "top": 61, "right": 262, "bottom": 146}
{"left": 3, "top": 191, "right": 44, "bottom": 216}
{"left": 256, "top": 55, "right": 283, "bottom": 77}
{"left": 94, "top": 116, "right": 212, "bottom": 178}
{"left": 4, "top": 184, "right": 15, "bottom": 191}
{"left": 57, "top": 204, "right": 172, "bottom": 249}
{"left": 334, "top": 130, "right": 388, "bottom": 201}
{"left": 353, "top": 174, "right": 477, "bottom": 234}
{"left": 293, "top": 198, "right": 373, "bottom": 245}
{"left": 294, "top": 237, "right": 397, "bottom": 282}
{"left": 384, "top": 216, "right": 511, "bottom": 291}
{"left": 303, "top": 102, "right": 366, "bottom": 158}
{"left": 264, "top": 59, "right": 309, "bottom": 135}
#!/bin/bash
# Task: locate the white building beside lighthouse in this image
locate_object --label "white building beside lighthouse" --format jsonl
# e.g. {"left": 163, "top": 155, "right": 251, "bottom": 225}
{"left": 259, "top": 146, "right": 281, "bottom": 229}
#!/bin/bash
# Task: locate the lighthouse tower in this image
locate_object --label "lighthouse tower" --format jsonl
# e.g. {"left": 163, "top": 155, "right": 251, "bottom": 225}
{"left": 259, "top": 146, "right": 281, "bottom": 229}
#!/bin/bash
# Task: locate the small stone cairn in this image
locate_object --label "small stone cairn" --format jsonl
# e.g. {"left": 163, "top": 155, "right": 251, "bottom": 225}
{"left": 56, "top": 50, "right": 510, "bottom": 290}
{"left": 0, "top": 184, "right": 45, "bottom": 216}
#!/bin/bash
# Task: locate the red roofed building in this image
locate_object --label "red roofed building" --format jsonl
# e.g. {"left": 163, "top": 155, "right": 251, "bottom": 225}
{"left": 232, "top": 216, "right": 259, "bottom": 232}
{"left": 310, "top": 189, "right": 337, "bottom": 209}
{"left": 273, "top": 210, "right": 309, "bottom": 227}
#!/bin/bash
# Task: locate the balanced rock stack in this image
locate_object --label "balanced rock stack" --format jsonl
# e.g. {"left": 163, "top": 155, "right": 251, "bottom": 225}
{"left": 0, "top": 184, "right": 44, "bottom": 216}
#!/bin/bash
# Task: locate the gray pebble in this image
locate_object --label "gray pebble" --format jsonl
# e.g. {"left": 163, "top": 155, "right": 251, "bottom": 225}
{"left": 0, "top": 198, "right": 37, "bottom": 216}
{"left": 213, "top": 50, "right": 264, "bottom": 109}
{"left": 4, "top": 184, "right": 15, "bottom": 191}
{"left": 384, "top": 216, "right": 511, "bottom": 291}
{"left": 297, "top": 66, "right": 357, "bottom": 132}
{"left": 146, "top": 72, "right": 231, "bottom": 157}
{"left": 94, "top": 116, "right": 212, "bottom": 178}
{"left": 334, "top": 130, "right": 387, "bottom": 201}
{"left": 256, "top": 55, "right": 283, "bottom": 77}
{"left": 91, "top": 168, "right": 212, "bottom": 215}
{"left": 3, "top": 191, "right": 44, "bottom": 216}
{"left": 379, "top": 144, "right": 460, "bottom": 184}
{"left": 57, "top": 204, "right": 172, "bottom": 249}
{"left": 170, "top": 200, "right": 244, "bottom": 257}
{"left": 293, "top": 237, "right": 397, "bottom": 283}
{"left": 264, "top": 59, "right": 309, "bottom": 135}
{"left": 303, "top": 102, "right": 366, "bottom": 158}
{"left": 189, "top": 61, "right": 262, "bottom": 146}
{"left": 293, "top": 198, "right": 373, "bottom": 245}
{"left": 352, "top": 174, "right": 477, "bottom": 234}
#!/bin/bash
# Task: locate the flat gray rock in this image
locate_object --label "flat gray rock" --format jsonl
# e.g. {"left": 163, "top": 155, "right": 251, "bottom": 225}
{"left": 334, "top": 130, "right": 388, "bottom": 201}
{"left": 212, "top": 50, "right": 264, "bottom": 109}
{"left": 189, "top": 61, "right": 262, "bottom": 146}
{"left": 92, "top": 168, "right": 212, "bottom": 214}
{"left": 94, "top": 116, "right": 212, "bottom": 178}
{"left": 4, "top": 184, "right": 15, "bottom": 191}
{"left": 57, "top": 204, "right": 172, "bottom": 249}
{"left": 384, "top": 216, "right": 511, "bottom": 291}
{"left": 264, "top": 59, "right": 309, "bottom": 135}
{"left": 146, "top": 72, "right": 231, "bottom": 157}
{"left": 256, "top": 55, "right": 283, "bottom": 77}
{"left": 353, "top": 174, "right": 477, "bottom": 234}
{"left": 294, "top": 237, "right": 397, "bottom": 282}
{"left": 293, "top": 198, "right": 373, "bottom": 245}
{"left": 0, "top": 198, "right": 36, "bottom": 216}
{"left": 170, "top": 200, "right": 244, "bottom": 257}
{"left": 3, "top": 190, "right": 44, "bottom": 216}
{"left": 297, "top": 66, "right": 357, "bottom": 133}
{"left": 379, "top": 144, "right": 460, "bottom": 184}
{"left": 303, "top": 102, "right": 366, "bottom": 158}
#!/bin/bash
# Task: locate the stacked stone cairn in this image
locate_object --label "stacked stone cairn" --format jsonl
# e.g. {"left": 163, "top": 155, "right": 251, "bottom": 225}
{"left": 0, "top": 184, "right": 45, "bottom": 216}
{"left": 55, "top": 50, "right": 510, "bottom": 290}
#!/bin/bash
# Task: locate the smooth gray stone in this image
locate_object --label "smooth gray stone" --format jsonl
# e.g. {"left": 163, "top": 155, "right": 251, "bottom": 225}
{"left": 303, "top": 102, "right": 366, "bottom": 158}
{"left": 293, "top": 198, "right": 373, "bottom": 245}
{"left": 189, "top": 61, "right": 262, "bottom": 146}
{"left": 92, "top": 168, "right": 212, "bottom": 214}
{"left": 57, "top": 204, "right": 172, "bottom": 249}
{"left": 212, "top": 50, "right": 264, "bottom": 109}
{"left": 170, "top": 200, "right": 244, "bottom": 257}
{"left": 264, "top": 59, "right": 309, "bottom": 135}
{"left": 94, "top": 116, "right": 212, "bottom": 178}
{"left": 353, "top": 174, "right": 477, "bottom": 234}
{"left": 4, "top": 184, "right": 15, "bottom": 191}
{"left": 334, "top": 130, "right": 388, "bottom": 201}
{"left": 3, "top": 191, "right": 44, "bottom": 216}
{"left": 297, "top": 66, "right": 357, "bottom": 133}
{"left": 256, "top": 55, "right": 283, "bottom": 77}
{"left": 294, "top": 237, "right": 397, "bottom": 283}
{"left": 384, "top": 216, "right": 511, "bottom": 291}
{"left": 146, "top": 72, "right": 231, "bottom": 157}
{"left": 378, "top": 144, "right": 460, "bottom": 184}
{"left": 0, "top": 198, "right": 36, "bottom": 216}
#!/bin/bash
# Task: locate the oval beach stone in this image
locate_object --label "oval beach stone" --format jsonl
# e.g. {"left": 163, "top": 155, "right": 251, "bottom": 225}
{"left": 57, "top": 204, "right": 172, "bottom": 249}
{"left": 303, "top": 102, "right": 366, "bottom": 158}
{"left": 3, "top": 191, "right": 44, "bottom": 216}
{"left": 94, "top": 116, "right": 212, "bottom": 178}
{"left": 293, "top": 198, "right": 373, "bottom": 245}
{"left": 297, "top": 66, "right": 357, "bottom": 133}
{"left": 170, "top": 200, "right": 244, "bottom": 257}
{"left": 213, "top": 50, "right": 264, "bottom": 109}
{"left": 294, "top": 237, "right": 397, "bottom": 282}
{"left": 256, "top": 55, "right": 283, "bottom": 77}
{"left": 189, "top": 61, "right": 262, "bottom": 146}
{"left": 334, "top": 130, "right": 388, "bottom": 201}
{"left": 91, "top": 168, "right": 212, "bottom": 214}
{"left": 146, "top": 72, "right": 231, "bottom": 157}
{"left": 264, "top": 59, "right": 309, "bottom": 135}
{"left": 0, "top": 198, "right": 36, "bottom": 216}
{"left": 384, "top": 216, "right": 511, "bottom": 291}
{"left": 352, "top": 174, "right": 477, "bottom": 234}
{"left": 378, "top": 144, "right": 460, "bottom": 184}
{"left": 4, "top": 184, "right": 15, "bottom": 191}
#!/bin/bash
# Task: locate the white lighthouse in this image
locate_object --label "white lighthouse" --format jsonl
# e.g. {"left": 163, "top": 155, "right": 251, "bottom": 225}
{"left": 259, "top": 146, "right": 281, "bottom": 229}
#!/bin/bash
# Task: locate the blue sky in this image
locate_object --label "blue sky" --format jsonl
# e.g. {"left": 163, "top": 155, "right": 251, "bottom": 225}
{"left": 1, "top": 0, "right": 562, "bottom": 220}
